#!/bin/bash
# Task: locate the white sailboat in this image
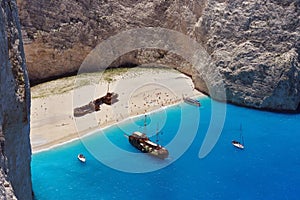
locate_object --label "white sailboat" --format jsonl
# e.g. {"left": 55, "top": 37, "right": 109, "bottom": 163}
{"left": 232, "top": 125, "right": 244, "bottom": 150}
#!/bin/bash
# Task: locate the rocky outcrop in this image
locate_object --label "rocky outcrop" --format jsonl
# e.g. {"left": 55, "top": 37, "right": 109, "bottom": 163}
{"left": 0, "top": 0, "right": 32, "bottom": 199}
{"left": 0, "top": 167, "right": 16, "bottom": 200}
{"left": 18, "top": 0, "right": 300, "bottom": 111}
{"left": 197, "top": 0, "right": 300, "bottom": 111}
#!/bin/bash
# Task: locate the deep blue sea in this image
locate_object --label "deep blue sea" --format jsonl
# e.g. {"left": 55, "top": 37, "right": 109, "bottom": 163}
{"left": 32, "top": 97, "right": 300, "bottom": 200}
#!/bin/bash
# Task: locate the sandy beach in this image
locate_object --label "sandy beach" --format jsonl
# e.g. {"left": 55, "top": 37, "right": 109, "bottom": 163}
{"left": 30, "top": 67, "right": 205, "bottom": 152}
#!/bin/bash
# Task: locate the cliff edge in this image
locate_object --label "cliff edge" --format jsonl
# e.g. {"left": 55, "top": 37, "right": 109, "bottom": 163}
{"left": 0, "top": 0, "right": 32, "bottom": 199}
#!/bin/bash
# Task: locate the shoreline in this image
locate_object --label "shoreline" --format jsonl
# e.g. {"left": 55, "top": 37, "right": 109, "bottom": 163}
{"left": 32, "top": 96, "right": 204, "bottom": 154}
{"left": 30, "top": 67, "right": 206, "bottom": 153}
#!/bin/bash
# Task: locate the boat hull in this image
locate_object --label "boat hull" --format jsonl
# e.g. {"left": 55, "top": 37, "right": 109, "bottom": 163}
{"left": 77, "top": 154, "right": 86, "bottom": 163}
{"left": 128, "top": 132, "right": 169, "bottom": 159}
{"left": 183, "top": 97, "right": 201, "bottom": 107}
{"left": 231, "top": 141, "right": 244, "bottom": 149}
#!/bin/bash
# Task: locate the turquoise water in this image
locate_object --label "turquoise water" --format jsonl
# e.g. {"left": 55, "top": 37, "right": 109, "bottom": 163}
{"left": 32, "top": 97, "right": 300, "bottom": 200}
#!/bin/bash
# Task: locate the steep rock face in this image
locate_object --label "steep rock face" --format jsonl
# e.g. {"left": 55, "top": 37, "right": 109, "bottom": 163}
{"left": 18, "top": 0, "right": 300, "bottom": 111}
{"left": 197, "top": 0, "right": 300, "bottom": 111}
{"left": 17, "top": 0, "right": 205, "bottom": 82}
{"left": 0, "top": 0, "right": 32, "bottom": 199}
{"left": 0, "top": 165, "right": 16, "bottom": 199}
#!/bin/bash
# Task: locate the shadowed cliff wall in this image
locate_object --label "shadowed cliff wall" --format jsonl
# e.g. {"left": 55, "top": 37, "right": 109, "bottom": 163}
{"left": 0, "top": 0, "right": 32, "bottom": 199}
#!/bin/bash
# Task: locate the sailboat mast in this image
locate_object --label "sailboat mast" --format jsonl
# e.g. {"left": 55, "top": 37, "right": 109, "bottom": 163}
{"left": 143, "top": 114, "right": 147, "bottom": 134}
{"left": 240, "top": 124, "right": 244, "bottom": 145}
{"left": 156, "top": 123, "right": 159, "bottom": 143}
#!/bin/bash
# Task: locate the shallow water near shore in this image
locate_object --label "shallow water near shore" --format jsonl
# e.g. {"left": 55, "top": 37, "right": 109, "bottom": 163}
{"left": 32, "top": 97, "right": 300, "bottom": 200}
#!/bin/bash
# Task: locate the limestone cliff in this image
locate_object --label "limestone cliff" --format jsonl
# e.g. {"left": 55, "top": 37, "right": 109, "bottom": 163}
{"left": 197, "top": 0, "right": 300, "bottom": 111}
{"left": 0, "top": 0, "right": 32, "bottom": 199}
{"left": 18, "top": 0, "right": 300, "bottom": 111}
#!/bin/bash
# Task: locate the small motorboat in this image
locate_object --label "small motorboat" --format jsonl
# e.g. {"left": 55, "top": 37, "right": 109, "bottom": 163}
{"left": 183, "top": 96, "right": 201, "bottom": 107}
{"left": 77, "top": 154, "right": 86, "bottom": 163}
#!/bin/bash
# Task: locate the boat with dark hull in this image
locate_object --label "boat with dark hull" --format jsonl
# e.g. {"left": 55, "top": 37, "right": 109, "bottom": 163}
{"left": 183, "top": 96, "right": 201, "bottom": 107}
{"left": 126, "top": 115, "right": 169, "bottom": 159}
{"left": 128, "top": 131, "right": 169, "bottom": 159}
{"left": 73, "top": 85, "right": 118, "bottom": 117}
{"left": 101, "top": 92, "right": 118, "bottom": 105}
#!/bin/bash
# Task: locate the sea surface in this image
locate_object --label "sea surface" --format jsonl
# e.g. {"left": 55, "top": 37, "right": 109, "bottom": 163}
{"left": 32, "top": 97, "right": 300, "bottom": 200}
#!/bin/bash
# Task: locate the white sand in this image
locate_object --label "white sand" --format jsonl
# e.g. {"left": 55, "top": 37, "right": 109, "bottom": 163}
{"left": 30, "top": 67, "right": 205, "bottom": 152}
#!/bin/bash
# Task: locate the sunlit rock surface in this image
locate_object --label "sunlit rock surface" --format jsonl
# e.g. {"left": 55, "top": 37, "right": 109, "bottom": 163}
{"left": 18, "top": 0, "right": 299, "bottom": 111}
